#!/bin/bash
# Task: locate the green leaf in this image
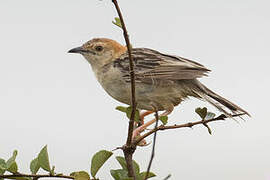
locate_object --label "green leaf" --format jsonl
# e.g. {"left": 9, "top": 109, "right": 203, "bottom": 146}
{"left": 70, "top": 172, "right": 76, "bottom": 176}
{"left": 115, "top": 156, "right": 126, "bottom": 170}
{"left": 50, "top": 166, "right": 55, "bottom": 176}
{"left": 135, "top": 109, "right": 140, "bottom": 123}
{"left": 90, "top": 150, "right": 113, "bottom": 178}
{"left": 126, "top": 107, "right": 140, "bottom": 123}
{"left": 195, "top": 107, "right": 207, "bottom": 120}
{"left": 0, "top": 158, "right": 6, "bottom": 174}
{"left": 6, "top": 150, "right": 18, "bottom": 173}
{"left": 7, "top": 162, "right": 18, "bottom": 173}
{"left": 205, "top": 112, "right": 216, "bottom": 120}
{"left": 110, "top": 169, "right": 129, "bottom": 180}
{"left": 116, "top": 106, "right": 128, "bottom": 113}
{"left": 70, "top": 171, "right": 90, "bottom": 180}
{"left": 51, "top": 165, "right": 55, "bottom": 176}
{"left": 112, "top": 17, "right": 122, "bottom": 28}
{"left": 37, "top": 145, "right": 51, "bottom": 172}
{"left": 115, "top": 156, "right": 140, "bottom": 175}
{"left": 159, "top": 116, "right": 168, "bottom": 125}
{"left": 30, "top": 158, "right": 40, "bottom": 174}
{"left": 116, "top": 106, "right": 140, "bottom": 123}
{"left": 133, "top": 160, "right": 140, "bottom": 175}
{"left": 6, "top": 150, "right": 17, "bottom": 167}
{"left": 139, "top": 172, "right": 156, "bottom": 179}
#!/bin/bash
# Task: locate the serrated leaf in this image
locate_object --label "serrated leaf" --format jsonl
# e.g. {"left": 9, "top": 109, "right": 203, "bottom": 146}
{"left": 110, "top": 169, "right": 129, "bottom": 180}
{"left": 37, "top": 145, "right": 51, "bottom": 172}
{"left": 126, "top": 107, "right": 140, "bottom": 123}
{"left": 159, "top": 116, "right": 168, "bottom": 125}
{"left": 90, "top": 150, "right": 113, "bottom": 178}
{"left": 6, "top": 150, "right": 18, "bottom": 173}
{"left": 70, "top": 171, "right": 90, "bottom": 180}
{"left": 139, "top": 172, "right": 156, "bottom": 179}
{"left": 116, "top": 106, "right": 128, "bottom": 113}
{"left": 195, "top": 107, "right": 207, "bottom": 120}
{"left": 30, "top": 158, "right": 40, "bottom": 174}
{"left": 112, "top": 17, "right": 122, "bottom": 28}
{"left": 115, "top": 156, "right": 140, "bottom": 175}
{"left": 205, "top": 112, "right": 216, "bottom": 120}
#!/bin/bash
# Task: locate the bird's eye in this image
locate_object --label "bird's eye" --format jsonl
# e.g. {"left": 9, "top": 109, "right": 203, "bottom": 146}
{"left": 95, "top": 46, "right": 103, "bottom": 52}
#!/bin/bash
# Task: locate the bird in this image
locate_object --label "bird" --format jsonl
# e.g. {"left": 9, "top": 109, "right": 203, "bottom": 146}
{"left": 68, "top": 38, "right": 249, "bottom": 142}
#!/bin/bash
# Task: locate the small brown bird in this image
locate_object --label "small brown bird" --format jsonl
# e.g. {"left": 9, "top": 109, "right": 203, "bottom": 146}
{"left": 68, "top": 38, "right": 249, "bottom": 141}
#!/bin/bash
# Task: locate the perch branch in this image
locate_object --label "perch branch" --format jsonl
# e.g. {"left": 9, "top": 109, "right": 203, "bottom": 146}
{"left": 112, "top": 0, "right": 136, "bottom": 178}
{"left": 134, "top": 113, "right": 246, "bottom": 146}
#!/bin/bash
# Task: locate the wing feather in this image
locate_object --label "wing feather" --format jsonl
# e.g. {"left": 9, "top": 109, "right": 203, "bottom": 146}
{"left": 113, "top": 48, "right": 210, "bottom": 83}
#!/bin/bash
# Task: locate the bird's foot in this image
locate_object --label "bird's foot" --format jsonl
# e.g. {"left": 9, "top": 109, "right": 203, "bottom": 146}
{"left": 132, "top": 108, "right": 174, "bottom": 146}
{"left": 132, "top": 111, "right": 154, "bottom": 146}
{"left": 132, "top": 125, "right": 147, "bottom": 146}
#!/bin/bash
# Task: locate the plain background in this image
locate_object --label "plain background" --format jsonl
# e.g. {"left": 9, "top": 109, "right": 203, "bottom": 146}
{"left": 0, "top": 0, "right": 269, "bottom": 179}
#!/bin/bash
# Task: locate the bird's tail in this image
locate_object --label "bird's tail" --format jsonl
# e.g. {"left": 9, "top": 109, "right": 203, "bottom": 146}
{"left": 193, "top": 80, "right": 250, "bottom": 117}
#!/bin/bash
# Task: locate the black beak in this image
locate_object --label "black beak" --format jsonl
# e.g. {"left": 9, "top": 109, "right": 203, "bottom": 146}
{"left": 68, "top": 46, "right": 83, "bottom": 53}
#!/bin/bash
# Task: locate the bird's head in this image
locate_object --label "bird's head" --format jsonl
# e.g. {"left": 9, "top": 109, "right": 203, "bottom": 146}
{"left": 68, "top": 38, "right": 126, "bottom": 68}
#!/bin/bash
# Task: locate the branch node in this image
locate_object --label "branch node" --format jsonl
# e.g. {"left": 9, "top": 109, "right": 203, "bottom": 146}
{"left": 122, "top": 144, "right": 136, "bottom": 154}
{"left": 187, "top": 122, "right": 194, "bottom": 128}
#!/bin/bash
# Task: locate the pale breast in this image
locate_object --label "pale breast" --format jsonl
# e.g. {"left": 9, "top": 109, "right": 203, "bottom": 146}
{"left": 95, "top": 64, "right": 193, "bottom": 111}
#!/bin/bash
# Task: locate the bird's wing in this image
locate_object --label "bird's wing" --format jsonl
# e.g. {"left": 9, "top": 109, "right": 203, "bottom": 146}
{"left": 113, "top": 48, "right": 210, "bottom": 83}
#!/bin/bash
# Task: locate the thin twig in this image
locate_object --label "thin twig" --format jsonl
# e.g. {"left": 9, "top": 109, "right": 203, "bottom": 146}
{"left": 144, "top": 111, "right": 159, "bottom": 180}
{"left": 134, "top": 113, "right": 245, "bottom": 146}
{"left": 111, "top": 0, "right": 136, "bottom": 146}
{"left": 111, "top": 0, "right": 136, "bottom": 178}
{"left": 0, "top": 173, "right": 74, "bottom": 179}
{"left": 163, "top": 174, "right": 172, "bottom": 180}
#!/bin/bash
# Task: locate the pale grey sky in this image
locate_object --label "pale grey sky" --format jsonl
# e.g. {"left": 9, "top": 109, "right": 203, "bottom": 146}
{"left": 0, "top": 0, "right": 269, "bottom": 180}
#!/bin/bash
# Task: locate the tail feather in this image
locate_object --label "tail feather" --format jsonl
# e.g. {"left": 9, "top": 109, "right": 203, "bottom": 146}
{"left": 193, "top": 80, "right": 250, "bottom": 117}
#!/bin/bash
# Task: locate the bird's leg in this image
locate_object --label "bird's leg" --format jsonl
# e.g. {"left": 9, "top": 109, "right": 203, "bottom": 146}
{"left": 137, "top": 110, "right": 154, "bottom": 126}
{"left": 132, "top": 107, "right": 173, "bottom": 146}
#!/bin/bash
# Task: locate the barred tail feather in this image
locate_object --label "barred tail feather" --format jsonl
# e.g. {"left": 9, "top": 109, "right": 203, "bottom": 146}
{"left": 194, "top": 80, "right": 250, "bottom": 117}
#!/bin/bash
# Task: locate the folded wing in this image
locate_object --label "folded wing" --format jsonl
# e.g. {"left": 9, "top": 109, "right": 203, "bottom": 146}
{"left": 113, "top": 48, "right": 210, "bottom": 83}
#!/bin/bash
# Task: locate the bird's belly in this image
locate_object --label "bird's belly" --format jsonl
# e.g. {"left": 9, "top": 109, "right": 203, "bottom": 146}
{"left": 96, "top": 69, "right": 190, "bottom": 111}
{"left": 101, "top": 79, "right": 188, "bottom": 111}
{"left": 135, "top": 82, "right": 187, "bottom": 111}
